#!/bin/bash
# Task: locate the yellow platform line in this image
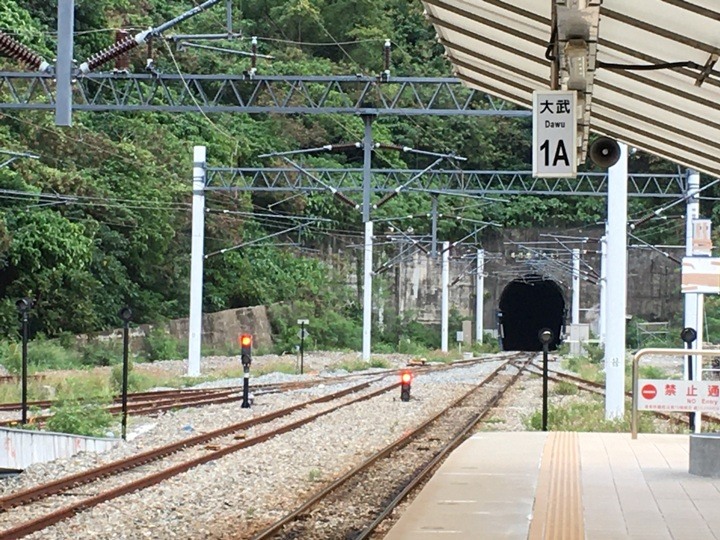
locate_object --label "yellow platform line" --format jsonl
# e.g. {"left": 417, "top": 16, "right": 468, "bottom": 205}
{"left": 528, "top": 431, "right": 584, "bottom": 540}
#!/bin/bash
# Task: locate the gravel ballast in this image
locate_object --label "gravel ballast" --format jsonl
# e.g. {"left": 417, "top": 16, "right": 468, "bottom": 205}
{"left": 0, "top": 350, "right": 688, "bottom": 539}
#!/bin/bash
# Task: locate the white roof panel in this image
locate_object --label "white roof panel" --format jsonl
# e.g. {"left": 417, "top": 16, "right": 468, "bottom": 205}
{"left": 421, "top": 0, "right": 720, "bottom": 177}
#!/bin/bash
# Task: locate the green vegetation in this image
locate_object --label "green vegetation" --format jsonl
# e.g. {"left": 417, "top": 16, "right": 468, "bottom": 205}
{"left": 553, "top": 381, "right": 579, "bottom": 396}
{"left": 542, "top": 349, "right": 687, "bottom": 433}
{"left": 563, "top": 354, "right": 605, "bottom": 384}
{"left": 144, "top": 326, "right": 181, "bottom": 362}
{"left": 0, "top": 1, "right": 688, "bottom": 358}
{"left": 524, "top": 396, "right": 677, "bottom": 433}
{"left": 327, "top": 357, "right": 392, "bottom": 373}
{"left": 45, "top": 399, "right": 115, "bottom": 437}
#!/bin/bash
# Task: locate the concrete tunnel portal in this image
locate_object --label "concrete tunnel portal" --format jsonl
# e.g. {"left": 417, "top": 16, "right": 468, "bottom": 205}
{"left": 498, "top": 275, "right": 566, "bottom": 352}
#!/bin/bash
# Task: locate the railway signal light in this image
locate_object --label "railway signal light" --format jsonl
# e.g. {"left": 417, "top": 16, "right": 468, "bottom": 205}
{"left": 239, "top": 334, "right": 252, "bottom": 368}
{"left": 239, "top": 334, "right": 253, "bottom": 409}
{"left": 400, "top": 371, "right": 412, "bottom": 402}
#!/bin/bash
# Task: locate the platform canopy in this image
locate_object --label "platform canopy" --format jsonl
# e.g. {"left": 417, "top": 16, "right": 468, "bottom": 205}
{"left": 420, "top": 0, "right": 720, "bottom": 177}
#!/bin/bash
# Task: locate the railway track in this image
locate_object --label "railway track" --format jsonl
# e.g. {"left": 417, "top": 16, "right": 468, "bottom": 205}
{"left": 521, "top": 360, "right": 720, "bottom": 427}
{"left": 0, "top": 353, "right": 522, "bottom": 539}
{"left": 247, "top": 354, "right": 533, "bottom": 540}
{"left": 0, "top": 355, "right": 512, "bottom": 427}
{"left": 0, "top": 377, "right": 399, "bottom": 539}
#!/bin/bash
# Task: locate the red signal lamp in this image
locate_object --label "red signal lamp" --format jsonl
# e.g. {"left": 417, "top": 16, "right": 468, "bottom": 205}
{"left": 239, "top": 334, "right": 253, "bottom": 368}
{"left": 400, "top": 370, "right": 412, "bottom": 402}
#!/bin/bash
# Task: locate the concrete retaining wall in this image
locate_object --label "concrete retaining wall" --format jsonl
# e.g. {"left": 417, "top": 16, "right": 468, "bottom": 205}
{"left": 82, "top": 305, "right": 274, "bottom": 353}
{"left": 1, "top": 427, "right": 118, "bottom": 470}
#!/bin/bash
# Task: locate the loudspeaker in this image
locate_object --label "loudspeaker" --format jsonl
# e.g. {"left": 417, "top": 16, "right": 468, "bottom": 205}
{"left": 589, "top": 137, "right": 621, "bottom": 168}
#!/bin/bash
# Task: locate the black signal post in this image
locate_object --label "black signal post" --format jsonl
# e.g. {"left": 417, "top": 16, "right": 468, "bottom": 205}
{"left": 240, "top": 334, "right": 252, "bottom": 408}
{"left": 681, "top": 327, "right": 698, "bottom": 431}
{"left": 400, "top": 370, "right": 412, "bottom": 402}
{"left": 16, "top": 298, "right": 32, "bottom": 425}
{"left": 118, "top": 306, "right": 132, "bottom": 440}
{"left": 297, "top": 319, "right": 309, "bottom": 375}
{"left": 538, "top": 328, "right": 553, "bottom": 432}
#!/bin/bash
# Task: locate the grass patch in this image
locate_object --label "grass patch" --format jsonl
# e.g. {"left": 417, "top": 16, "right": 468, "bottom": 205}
{"left": 638, "top": 365, "right": 670, "bottom": 379}
{"left": 255, "top": 361, "right": 298, "bottom": 376}
{"left": 563, "top": 355, "right": 605, "bottom": 384}
{"left": 328, "top": 358, "right": 386, "bottom": 373}
{"left": 553, "top": 381, "right": 579, "bottom": 396}
{"left": 324, "top": 355, "right": 393, "bottom": 373}
{"left": 524, "top": 395, "right": 683, "bottom": 433}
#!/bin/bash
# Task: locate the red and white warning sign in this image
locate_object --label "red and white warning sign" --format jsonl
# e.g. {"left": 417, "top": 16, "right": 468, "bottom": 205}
{"left": 641, "top": 384, "right": 657, "bottom": 400}
{"left": 638, "top": 379, "right": 720, "bottom": 413}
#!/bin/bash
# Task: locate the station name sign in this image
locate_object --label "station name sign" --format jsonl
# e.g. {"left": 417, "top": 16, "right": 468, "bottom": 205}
{"left": 532, "top": 90, "right": 577, "bottom": 178}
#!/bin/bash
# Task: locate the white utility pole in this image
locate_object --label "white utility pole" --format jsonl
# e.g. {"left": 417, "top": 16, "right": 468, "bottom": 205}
{"left": 684, "top": 170, "right": 703, "bottom": 433}
{"left": 360, "top": 115, "right": 374, "bottom": 361}
{"left": 475, "top": 249, "right": 485, "bottom": 343}
{"left": 362, "top": 220, "right": 374, "bottom": 360}
{"left": 599, "top": 234, "right": 607, "bottom": 345}
{"left": 604, "top": 143, "right": 628, "bottom": 420}
{"left": 441, "top": 241, "right": 450, "bottom": 352}
{"left": 571, "top": 248, "right": 581, "bottom": 325}
{"left": 684, "top": 170, "right": 702, "bottom": 379}
{"left": 187, "top": 146, "right": 207, "bottom": 376}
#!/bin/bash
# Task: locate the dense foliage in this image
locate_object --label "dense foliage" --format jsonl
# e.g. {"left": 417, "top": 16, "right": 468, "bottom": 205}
{"left": 0, "top": 1, "right": 710, "bottom": 347}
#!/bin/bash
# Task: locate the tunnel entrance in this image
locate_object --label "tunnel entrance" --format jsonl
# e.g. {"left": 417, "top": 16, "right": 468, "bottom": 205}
{"left": 498, "top": 274, "right": 565, "bottom": 351}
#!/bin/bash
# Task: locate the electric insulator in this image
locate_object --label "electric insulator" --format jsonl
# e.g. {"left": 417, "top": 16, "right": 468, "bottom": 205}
{"left": 0, "top": 31, "right": 46, "bottom": 71}
{"left": 84, "top": 34, "right": 140, "bottom": 72}
{"left": 114, "top": 30, "right": 130, "bottom": 71}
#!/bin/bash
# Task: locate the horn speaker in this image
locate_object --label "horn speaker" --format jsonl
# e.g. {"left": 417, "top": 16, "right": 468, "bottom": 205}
{"left": 589, "top": 137, "right": 621, "bottom": 168}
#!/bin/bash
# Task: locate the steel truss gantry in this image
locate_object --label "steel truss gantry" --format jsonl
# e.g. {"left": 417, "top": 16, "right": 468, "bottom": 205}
{"left": 205, "top": 168, "right": 685, "bottom": 198}
{"left": 0, "top": 73, "right": 528, "bottom": 116}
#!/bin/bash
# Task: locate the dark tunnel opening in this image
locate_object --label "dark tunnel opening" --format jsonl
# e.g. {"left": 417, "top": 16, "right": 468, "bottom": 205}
{"left": 498, "top": 274, "right": 566, "bottom": 351}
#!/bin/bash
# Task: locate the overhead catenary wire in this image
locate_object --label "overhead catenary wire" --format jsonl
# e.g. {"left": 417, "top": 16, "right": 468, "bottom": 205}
{"left": 204, "top": 222, "right": 313, "bottom": 258}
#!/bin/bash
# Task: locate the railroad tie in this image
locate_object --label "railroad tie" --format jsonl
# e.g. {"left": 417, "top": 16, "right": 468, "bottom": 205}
{"left": 528, "top": 431, "right": 584, "bottom": 540}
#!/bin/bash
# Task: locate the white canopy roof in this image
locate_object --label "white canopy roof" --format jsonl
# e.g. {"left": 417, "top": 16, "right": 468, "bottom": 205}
{"left": 421, "top": 0, "right": 720, "bottom": 177}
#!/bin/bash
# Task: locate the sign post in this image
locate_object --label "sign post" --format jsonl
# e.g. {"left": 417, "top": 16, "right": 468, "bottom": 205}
{"left": 532, "top": 90, "right": 577, "bottom": 178}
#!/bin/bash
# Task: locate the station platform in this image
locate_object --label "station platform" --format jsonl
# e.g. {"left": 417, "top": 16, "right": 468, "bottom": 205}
{"left": 383, "top": 432, "right": 720, "bottom": 539}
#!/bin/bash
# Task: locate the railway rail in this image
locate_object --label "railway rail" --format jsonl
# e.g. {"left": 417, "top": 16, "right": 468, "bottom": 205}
{"left": 0, "top": 377, "right": 397, "bottom": 539}
{"left": 0, "top": 353, "right": 522, "bottom": 538}
{"left": 521, "top": 360, "right": 720, "bottom": 427}
{"left": 0, "top": 355, "right": 510, "bottom": 427}
{"left": 247, "top": 354, "right": 533, "bottom": 540}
